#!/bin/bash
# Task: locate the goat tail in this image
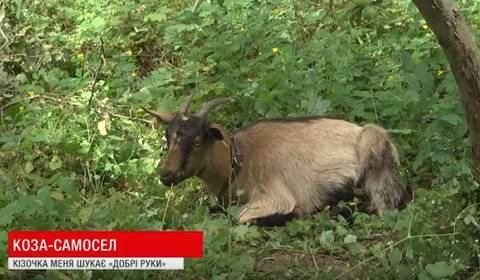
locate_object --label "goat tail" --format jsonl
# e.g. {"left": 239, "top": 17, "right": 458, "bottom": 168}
{"left": 356, "top": 124, "right": 411, "bottom": 215}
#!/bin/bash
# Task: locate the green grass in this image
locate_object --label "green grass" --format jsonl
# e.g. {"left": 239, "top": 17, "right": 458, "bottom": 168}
{"left": 1, "top": 0, "right": 479, "bottom": 278}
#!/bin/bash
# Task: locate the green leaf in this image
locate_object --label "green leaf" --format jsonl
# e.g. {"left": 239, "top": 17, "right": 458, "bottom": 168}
{"left": 48, "top": 155, "right": 63, "bottom": 171}
{"left": 463, "top": 215, "right": 476, "bottom": 225}
{"left": 143, "top": 158, "right": 159, "bottom": 175}
{"left": 233, "top": 253, "right": 254, "bottom": 273}
{"left": 117, "top": 141, "right": 134, "bottom": 163}
{"left": 302, "top": 96, "right": 331, "bottom": 116}
{"left": 430, "top": 150, "right": 451, "bottom": 163}
{"left": 320, "top": 230, "right": 334, "bottom": 245}
{"left": 389, "top": 129, "right": 414, "bottom": 135}
{"left": 36, "top": 186, "right": 54, "bottom": 213}
{"left": 233, "top": 225, "right": 249, "bottom": 240}
{"left": 108, "top": 135, "right": 126, "bottom": 142}
{"left": 57, "top": 176, "right": 79, "bottom": 198}
{"left": 419, "top": 261, "right": 456, "bottom": 279}
{"left": 91, "top": 17, "right": 106, "bottom": 33}
{"left": 405, "top": 246, "right": 414, "bottom": 260}
{"left": 343, "top": 234, "right": 357, "bottom": 244}
{"left": 19, "top": 196, "right": 40, "bottom": 217}
{"left": 235, "top": 188, "right": 245, "bottom": 197}
{"left": 24, "top": 162, "right": 34, "bottom": 174}
{"left": 144, "top": 6, "right": 172, "bottom": 22}
{"left": 0, "top": 201, "right": 25, "bottom": 226}
{"left": 439, "top": 113, "right": 463, "bottom": 126}
{"left": 78, "top": 207, "right": 93, "bottom": 224}
{"left": 58, "top": 140, "right": 81, "bottom": 154}
{"left": 352, "top": 0, "right": 371, "bottom": 6}
{"left": 388, "top": 248, "right": 402, "bottom": 266}
{"left": 50, "top": 191, "right": 64, "bottom": 201}
{"left": 245, "top": 226, "right": 261, "bottom": 239}
{"left": 400, "top": 51, "right": 415, "bottom": 72}
{"left": 1, "top": 142, "right": 19, "bottom": 151}
{"left": 78, "top": 141, "right": 90, "bottom": 154}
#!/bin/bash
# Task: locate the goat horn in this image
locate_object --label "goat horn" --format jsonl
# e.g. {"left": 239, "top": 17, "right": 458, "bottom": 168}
{"left": 177, "top": 94, "right": 194, "bottom": 116}
{"left": 195, "top": 97, "right": 231, "bottom": 118}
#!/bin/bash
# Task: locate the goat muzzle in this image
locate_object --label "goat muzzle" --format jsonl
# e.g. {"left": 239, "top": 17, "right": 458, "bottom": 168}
{"left": 160, "top": 169, "right": 177, "bottom": 186}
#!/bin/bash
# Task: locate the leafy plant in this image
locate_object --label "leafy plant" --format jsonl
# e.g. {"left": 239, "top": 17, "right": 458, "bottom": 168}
{"left": 1, "top": 0, "right": 479, "bottom": 279}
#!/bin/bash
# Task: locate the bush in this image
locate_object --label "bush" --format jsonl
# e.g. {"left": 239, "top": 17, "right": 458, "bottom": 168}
{"left": 1, "top": 0, "right": 479, "bottom": 278}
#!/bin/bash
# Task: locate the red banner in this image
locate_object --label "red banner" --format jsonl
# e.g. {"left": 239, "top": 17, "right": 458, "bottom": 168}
{"left": 8, "top": 231, "right": 203, "bottom": 258}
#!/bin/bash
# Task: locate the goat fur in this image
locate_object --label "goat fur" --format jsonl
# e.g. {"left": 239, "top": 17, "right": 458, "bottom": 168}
{"left": 196, "top": 118, "right": 411, "bottom": 224}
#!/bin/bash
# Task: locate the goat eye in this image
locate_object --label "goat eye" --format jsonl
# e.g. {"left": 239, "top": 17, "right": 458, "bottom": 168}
{"left": 193, "top": 138, "right": 202, "bottom": 147}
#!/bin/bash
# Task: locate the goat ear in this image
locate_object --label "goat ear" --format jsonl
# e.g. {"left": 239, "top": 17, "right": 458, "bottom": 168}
{"left": 207, "top": 123, "right": 224, "bottom": 140}
{"left": 142, "top": 107, "right": 174, "bottom": 125}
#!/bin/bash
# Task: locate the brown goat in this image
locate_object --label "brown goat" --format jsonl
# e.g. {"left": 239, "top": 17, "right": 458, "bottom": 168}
{"left": 143, "top": 96, "right": 411, "bottom": 226}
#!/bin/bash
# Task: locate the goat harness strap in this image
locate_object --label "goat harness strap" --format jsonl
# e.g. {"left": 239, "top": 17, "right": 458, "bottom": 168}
{"left": 218, "top": 135, "right": 242, "bottom": 207}
{"left": 229, "top": 135, "right": 243, "bottom": 180}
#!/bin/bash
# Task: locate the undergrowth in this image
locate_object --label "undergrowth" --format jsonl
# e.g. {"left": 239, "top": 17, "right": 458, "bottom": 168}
{"left": 1, "top": 0, "right": 479, "bottom": 279}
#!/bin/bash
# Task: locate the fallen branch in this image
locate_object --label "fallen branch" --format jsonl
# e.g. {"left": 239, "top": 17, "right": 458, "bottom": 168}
{"left": 88, "top": 37, "right": 107, "bottom": 108}
{"left": 108, "top": 112, "right": 151, "bottom": 125}
{"left": 0, "top": 94, "right": 81, "bottom": 119}
{"left": 270, "top": 247, "right": 349, "bottom": 261}
{"left": 0, "top": 95, "right": 43, "bottom": 113}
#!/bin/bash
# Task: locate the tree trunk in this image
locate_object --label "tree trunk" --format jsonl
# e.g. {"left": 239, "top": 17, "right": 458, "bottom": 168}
{"left": 412, "top": 0, "right": 480, "bottom": 183}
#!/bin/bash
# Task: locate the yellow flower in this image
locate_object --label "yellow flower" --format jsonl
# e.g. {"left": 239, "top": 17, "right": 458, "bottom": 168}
{"left": 272, "top": 47, "right": 280, "bottom": 54}
{"left": 387, "top": 75, "right": 395, "bottom": 81}
{"left": 76, "top": 53, "right": 84, "bottom": 60}
{"left": 27, "top": 91, "right": 34, "bottom": 96}
{"left": 131, "top": 72, "right": 137, "bottom": 77}
{"left": 126, "top": 49, "right": 133, "bottom": 56}
{"left": 273, "top": 7, "right": 282, "bottom": 15}
{"left": 436, "top": 69, "right": 445, "bottom": 77}
{"left": 422, "top": 24, "right": 429, "bottom": 30}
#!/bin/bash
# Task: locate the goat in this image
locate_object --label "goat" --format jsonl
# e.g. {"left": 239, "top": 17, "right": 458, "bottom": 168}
{"left": 143, "top": 96, "right": 411, "bottom": 226}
